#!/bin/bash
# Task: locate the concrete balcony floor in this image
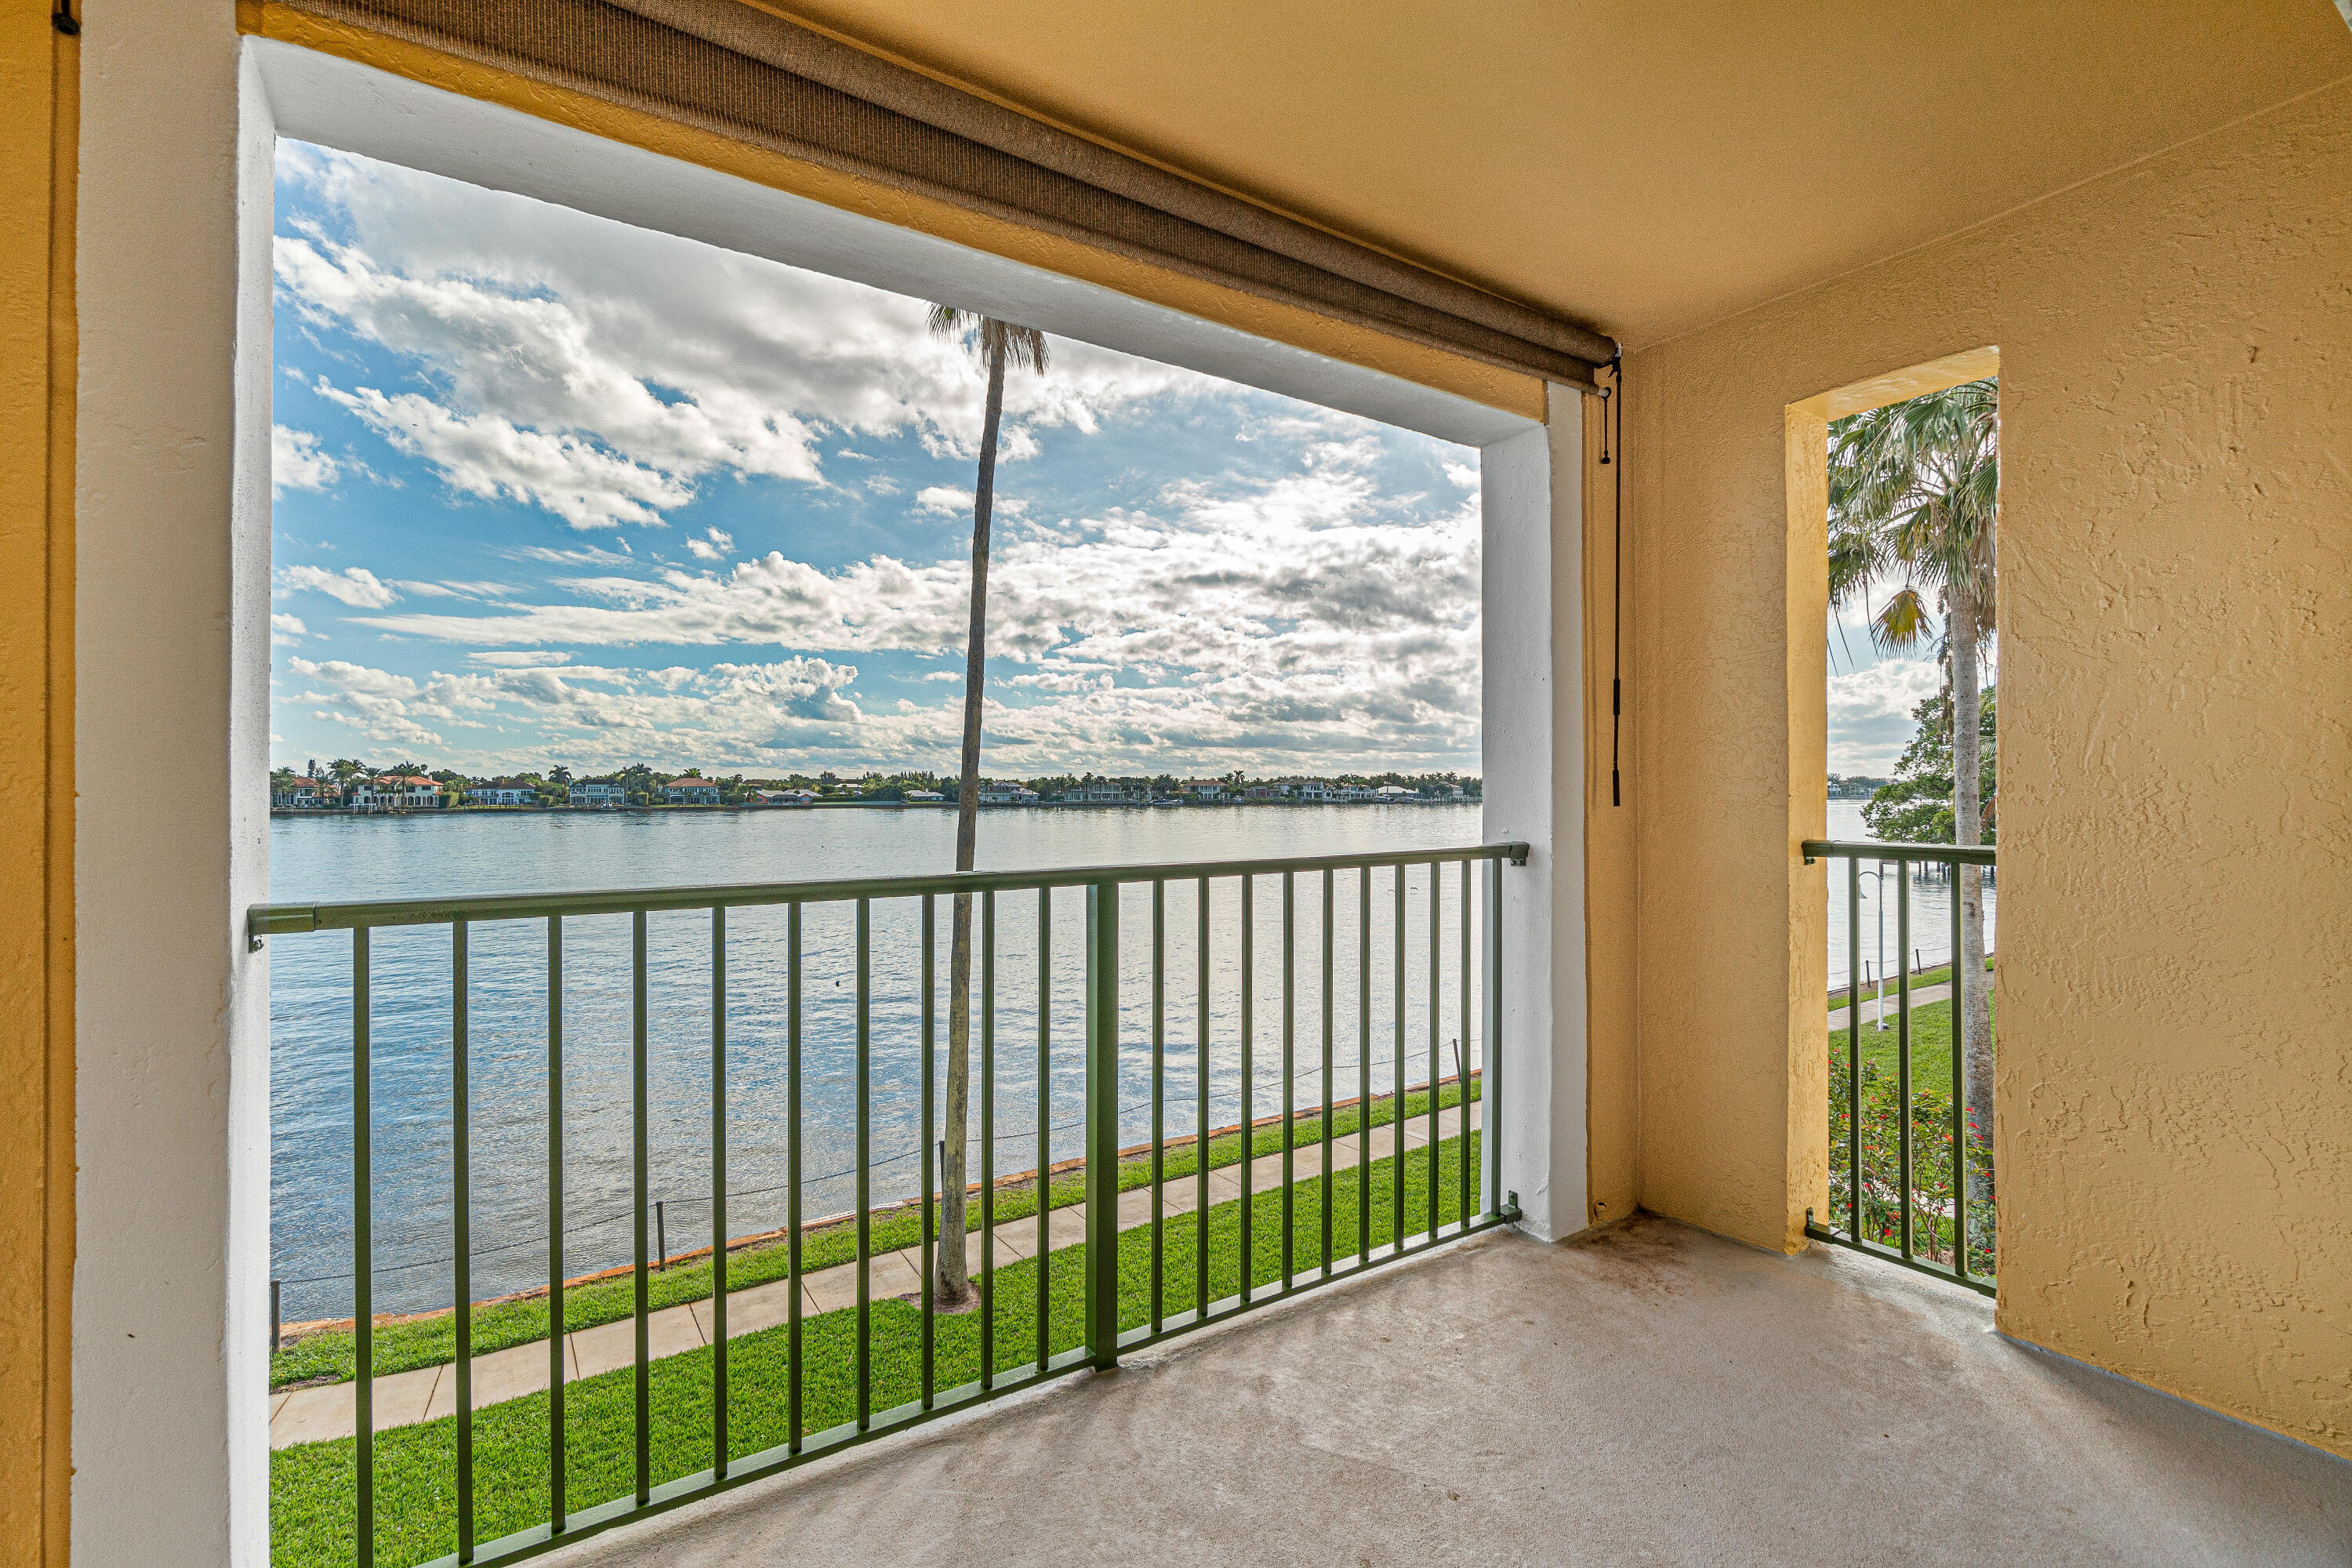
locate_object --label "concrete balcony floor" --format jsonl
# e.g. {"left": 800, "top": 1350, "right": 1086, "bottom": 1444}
{"left": 542, "top": 1217, "right": 2350, "bottom": 1567}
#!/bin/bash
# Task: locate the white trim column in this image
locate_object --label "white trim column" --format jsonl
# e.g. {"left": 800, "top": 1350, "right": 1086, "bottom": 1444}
{"left": 72, "top": 6, "right": 273, "bottom": 1564}
{"left": 1480, "top": 385, "right": 1588, "bottom": 1243}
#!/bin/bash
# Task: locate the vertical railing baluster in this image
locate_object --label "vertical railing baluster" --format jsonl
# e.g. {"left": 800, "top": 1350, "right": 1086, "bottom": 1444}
{"left": 1149, "top": 880, "right": 1165, "bottom": 1333}
{"left": 1236, "top": 876, "right": 1251, "bottom": 1306}
{"left": 1394, "top": 867, "right": 1406, "bottom": 1253}
{"left": 710, "top": 906, "right": 728, "bottom": 1476}
{"left": 856, "top": 898, "right": 873, "bottom": 1428}
{"left": 546, "top": 916, "right": 565, "bottom": 1533}
{"left": 1036, "top": 888, "right": 1051, "bottom": 1374}
{"left": 1320, "top": 869, "right": 1334, "bottom": 1278}
{"left": 1896, "top": 866, "right": 1914, "bottom": 1261}
{"left": 452, "top": 921, "right": 473, "bottom": 1563}
{"left": 353, "top": 927, "right": 373, "bottom": 1568}
{"left": 1848, "top": 858, "right": 1862, "bottom": 1242}
{"left": 632, "top": 911, "right": 650, "bottom": 1506}
{"left": 1426, "top": 869, "right": 1441, "bottom": 1232}
{"left": 1481, "top": 858, "right": 1503, "bottom": 1218}
{"left": 1196, "top": 877, "right": 1210, "bottom": 1318}
{"left": 1428, "top": 862, "right": 1442, "bottom": 1233}
{"left": 920, "top": 896, "right": 936, "bottom": 1406}
{"left": 1083, "top": 880, "right": 1121, "bottom": 1368}
{"left": 786, "top": 905, "right": 802, "bottom": 1454}
{"left": 1456, "top": 858, "right": 1471, "bottom": 1227}
{"left": 1951, "top": 858, "right": 1967, "bottom": 1278}
{"left": 1356, "top": 866, "right": 1370, "bottom": 1268}
{"left": 1281, "top": 871, "right": 1295, "bottom": 1291}
{"left": 981, "top": 891, "right": 996, "bottom": 1389}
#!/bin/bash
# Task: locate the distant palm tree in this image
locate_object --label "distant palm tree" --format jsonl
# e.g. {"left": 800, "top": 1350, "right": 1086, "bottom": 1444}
{"left": 927, "top": 304, "right": 1048, "bottom": 1306}
{"left": 1828, "top": 379, "right": 1998, "bottom": 1180}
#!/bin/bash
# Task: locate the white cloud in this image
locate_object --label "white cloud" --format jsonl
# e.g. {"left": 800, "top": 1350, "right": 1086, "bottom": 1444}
{"left": 341, "top": 419, "right": 1483, "bottom": 773}
{"left": 1828, "top": 657, "right": 1944, "bottom": 775}
{"left": 272, "top": 425, "right": 341, "bottom": 495}
{"left": 271, "top": 146, "right": 1201, "bottom": 532}
{"left": 287, "top": 653, "right": 866, "bottom": 759}
{"left": 271, "top": 612, "right": 309, "bottom": 646}
{"left": 317, "top": 382, "right": 691, "bottom": 530}
{"left": 468, "top": 651, "right": 572, "bottom": 668}
{"left": 278, "top": 564, "right": 399, "bottom": 608}
{"left": 913, "top": 485, "right": 974, "bottom": 517}
{"left": 1441, "top": 459, "right": 1479, "bottom": 489}
{"left": 685, "top": 525, "right": 734, "bottom": 561}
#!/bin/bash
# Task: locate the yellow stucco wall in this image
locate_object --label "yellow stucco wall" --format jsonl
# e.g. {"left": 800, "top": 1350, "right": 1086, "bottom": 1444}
{"left": 1627, "top": 80, "right": 2350, "bottom": 1455}
{"left": 0, "top": 6, "right": 75, "bottom": 1564}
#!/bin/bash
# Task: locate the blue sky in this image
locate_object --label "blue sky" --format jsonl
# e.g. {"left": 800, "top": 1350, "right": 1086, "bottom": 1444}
{"left": 267, "top": 142, "right": 1941, "bottom": 782}
{"left": 268, "top": 144, "right": 1484, "bottom": 781}
{"left": 1825, "top": 590, "right": 1986, "bottom": 777}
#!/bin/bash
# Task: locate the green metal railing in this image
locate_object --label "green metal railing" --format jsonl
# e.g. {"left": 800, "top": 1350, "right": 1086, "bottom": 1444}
{"left": 1801, "top": 838, "right": 1995, "bottom": 1297}
{"left": 253, "top": 843, "right": 1526, "bottom": 1568}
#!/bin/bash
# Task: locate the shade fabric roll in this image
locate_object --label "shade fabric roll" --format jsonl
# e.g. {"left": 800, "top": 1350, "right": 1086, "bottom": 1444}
{"left": 277, "top": 0, "right": 1615, "bottom": 387}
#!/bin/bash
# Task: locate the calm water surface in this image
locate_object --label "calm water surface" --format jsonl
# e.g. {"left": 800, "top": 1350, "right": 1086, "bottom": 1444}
{"left": 270, "top": 804, "right": 1489, "bottom": 1317}
{"left": 1823, "top": 798, "right": 1999, "bottom": 991}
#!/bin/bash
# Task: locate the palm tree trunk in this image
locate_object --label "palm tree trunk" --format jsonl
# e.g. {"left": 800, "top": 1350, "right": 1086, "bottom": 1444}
{"left": 937, "top": 341, "right": 1007, "bottom": 1305}
{"left": 1949, "top": 588, "right": 1994, "bottom": 1197}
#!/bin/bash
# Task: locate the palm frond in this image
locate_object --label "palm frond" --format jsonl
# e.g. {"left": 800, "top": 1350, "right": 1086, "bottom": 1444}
{"left": 1872, "top": 586, "right": 1933, "bottom": 653}
{"left": 1828, "top": 377, "right": 1998, "bottom": 644}
{"left": 927, "top": 303, "right": 1051, "bottom": 375}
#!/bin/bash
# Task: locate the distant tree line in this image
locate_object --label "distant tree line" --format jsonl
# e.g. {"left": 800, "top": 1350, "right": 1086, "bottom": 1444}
{"left": 272, "top": 760, "right": 1483, "bottom": 808}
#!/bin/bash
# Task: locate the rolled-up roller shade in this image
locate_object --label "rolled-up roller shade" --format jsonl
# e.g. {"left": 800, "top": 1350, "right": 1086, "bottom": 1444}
{"left": 275, "top": 0, "right": 1616, "bottom": 387}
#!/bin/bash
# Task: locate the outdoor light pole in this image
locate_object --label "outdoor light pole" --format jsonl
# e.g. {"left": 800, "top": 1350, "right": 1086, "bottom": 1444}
{"left": 1858, "top": 862, "right": 1893, "bottom": 1031}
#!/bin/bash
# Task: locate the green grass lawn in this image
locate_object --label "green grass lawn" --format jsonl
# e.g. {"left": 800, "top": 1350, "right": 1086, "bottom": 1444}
{"left": 272, "top": 1129, "right": 1483, "bottom": 1568}
{"left": 1831, "top": 993, "right": 1995, "bottom": 1084}
{"left": 1828, "top": 954, "right": 1991, "bottom": 1005}
{"left": 271, "top": 1079, "right": 1478, "bottom": 1390}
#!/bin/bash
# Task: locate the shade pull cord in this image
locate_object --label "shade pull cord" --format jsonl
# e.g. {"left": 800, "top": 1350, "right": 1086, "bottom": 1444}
{"left": 1608, "top": 353, "right": 1624, "bottom": 808}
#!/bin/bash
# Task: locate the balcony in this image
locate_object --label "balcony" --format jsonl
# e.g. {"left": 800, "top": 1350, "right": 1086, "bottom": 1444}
{"left": 254, "top": 842, "right": 2350, "bottom": 1567}
{"left": 256, "top": 845, "right": 1522, "bottom": 1566}
{"left": 528, "top": 1219, "right": 2347, "bottom": 1566}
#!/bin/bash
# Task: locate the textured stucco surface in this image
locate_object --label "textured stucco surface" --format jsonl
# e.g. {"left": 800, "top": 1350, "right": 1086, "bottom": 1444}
{"left": 535, "top": 1223, "right": 2351, "bottom": 1567}
{"left": 1626, "top": 82, "right": 2351, "bottom": 1454}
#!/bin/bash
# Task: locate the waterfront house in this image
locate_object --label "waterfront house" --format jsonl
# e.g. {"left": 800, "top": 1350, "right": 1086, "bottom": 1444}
{"left": 23, "top": 9, "right": 2349, "bottom": 1567}
{"left": 464, "top": 779, "right": 536, "bottom": 807}
{"left": 664, "top": 777, "right": 723, "bottom": 805}
{"left": 568, "top": 779, "right": 626, "bottom": 808}
{"left": 270, "top": 778, "right": 321, "bottom": 809}
{"left": 978, "top": 781, "right": 1040, "bottom": 805}
{"left": 350, "top": 774, "right": 444, "bottom": 811}
{"left": 902, "top": 789, "right": 944, "bottom": 802}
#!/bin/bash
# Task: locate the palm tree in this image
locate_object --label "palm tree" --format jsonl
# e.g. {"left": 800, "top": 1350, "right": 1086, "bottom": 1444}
{"left": 927, "top": 304, "right": 1048, "bottom": 1306}
{"left": 1828, "top": 379, "right": 1998, "bottom": 1182}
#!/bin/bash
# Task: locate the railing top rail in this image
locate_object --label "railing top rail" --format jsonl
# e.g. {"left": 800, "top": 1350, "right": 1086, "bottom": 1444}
{"left": 1801, "top": 838, "right": 1994, "bottom": 867}
{"left": 249, "top": 841, "right": 1532, "bottom": 939}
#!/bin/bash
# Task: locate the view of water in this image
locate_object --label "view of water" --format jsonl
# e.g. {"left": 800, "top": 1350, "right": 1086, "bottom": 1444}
{"left": 1822, "top": 799, "right": 1998, "bottom": 992}
{"left": 270, "top": 804, "right": 1490, "bottom": 1319}
{"left": 270, "top": 797, "right": 1992, "bottom": 1318}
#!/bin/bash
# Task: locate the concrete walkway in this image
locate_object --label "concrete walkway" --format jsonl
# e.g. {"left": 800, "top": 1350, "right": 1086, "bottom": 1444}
{"left": 1828, "top": 978, "right": 1954, "bottom": 1030}
{"left": 269, "top": 1102, "right": 1480, "bottom": 1448}
{"left": 530, "top": 1218, "right": 2351, "bottom": 1568}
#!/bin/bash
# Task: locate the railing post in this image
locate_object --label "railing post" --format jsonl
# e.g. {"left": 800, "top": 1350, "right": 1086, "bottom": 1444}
{"left": 1084, "top": 878, "right": 1121, "bottom": 1367}
{"left": 1481, "top": 857, "right": 1504, "bottom": 1221}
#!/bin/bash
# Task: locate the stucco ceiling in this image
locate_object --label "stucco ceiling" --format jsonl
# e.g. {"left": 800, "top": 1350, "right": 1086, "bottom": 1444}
{"left": 764, "top": 0, "right": 2352, "bottom": 350}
